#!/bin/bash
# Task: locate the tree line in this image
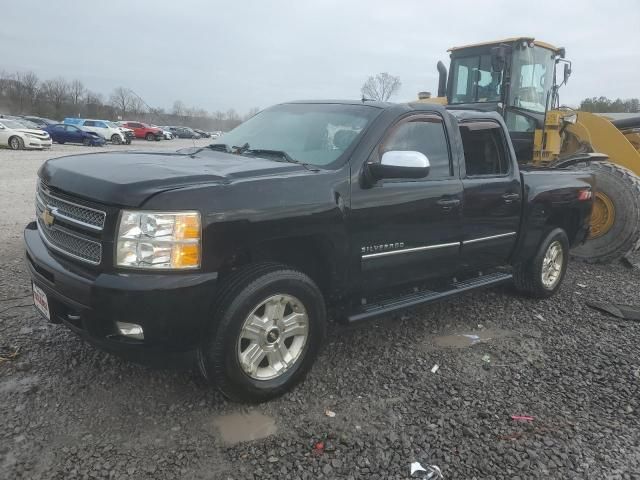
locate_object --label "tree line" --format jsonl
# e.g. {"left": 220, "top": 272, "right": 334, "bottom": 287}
{"left": 0, "top": 70, "right": 260, "bottom": 131}
{"left": 579, "top": 97, "right": 639, "bottom": 113}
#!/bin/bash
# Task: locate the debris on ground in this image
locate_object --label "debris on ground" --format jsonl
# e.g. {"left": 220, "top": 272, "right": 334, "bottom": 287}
{"left": 534, "top": 313, "right": 545, "bottom": 321}
{"left": 312, "top": 441, "right": 324, "bottom": 456}
{"left": 0, "top": 346, "right": 20, "bottom": 364}
{"left": 410, "top": 461, "right": 444, "bottom": 479}
{"left": 511, "top": 415, "right": 535, "bottom": 422}
{"left": 577, "top": 283, "right": 587, "bottom": 288}
{"left": 324, "top": 408, "right": 336, "bottom": 418}
{"left": 431, "top": 364, "right": 439, "bottom": 373}
{"left": 586, "top": 301, "right": 640, "bottom": 321}
{"left": 621, "top": 254, "right": 640, "bottom": 269}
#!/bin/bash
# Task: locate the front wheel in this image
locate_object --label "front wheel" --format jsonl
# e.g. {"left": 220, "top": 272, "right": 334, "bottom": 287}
{"left": 111, "top": 134, "right": 122, "bottom": 145}
{"left": 9, "top": 136, "right": 24, "bottom": 150}
{"left": 198, "top": 263, "right": 326, "bottom": 403}
{"left": 145, "top": 133, "right": 154, "bottom": 141}
{"left": 513, "top": 228, "right": 569, "bottom": 298}
{"left": 82, "top": 138, "right": 91, "bottom": 146}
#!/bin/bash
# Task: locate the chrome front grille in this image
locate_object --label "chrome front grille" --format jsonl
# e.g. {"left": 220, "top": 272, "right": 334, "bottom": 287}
{"left": 37, "top": 182, "right": 106, "bottom": 231}
{"left": 36, "top": 183, "right": 105, "bottom": 265}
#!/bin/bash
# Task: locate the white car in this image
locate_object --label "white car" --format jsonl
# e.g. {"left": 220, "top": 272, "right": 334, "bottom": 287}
{"left": 151, "top": 125, "right": 173, "bottom": 139}
{"left": 0, "top": 119, "right": 52, "bottom": 150}
{"left": 65, "top": 119, "right": 127, "bottom": 145}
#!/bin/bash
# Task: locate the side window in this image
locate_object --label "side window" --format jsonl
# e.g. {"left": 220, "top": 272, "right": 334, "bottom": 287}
{"left": 83, "top": 120, "right": 95, "bottom": 127}
{"left": 460, "top": 121, "right": 510, "bottom": 176}
{"left": 95, "top": 122, "right": 107, "bottom": 128}
{"left": 505, "top": 111, "right": 536, "bottom": 133}
{"left": 381, "top": 116, "right": 451, "bottom": 179}
{"left": 54, "top": 125, "right": 65, "bottom": 131}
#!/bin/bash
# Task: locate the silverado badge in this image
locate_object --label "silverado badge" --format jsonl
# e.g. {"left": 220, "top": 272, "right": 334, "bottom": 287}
{"left": 41, "top": 208, "right": 55, "bottom": 227}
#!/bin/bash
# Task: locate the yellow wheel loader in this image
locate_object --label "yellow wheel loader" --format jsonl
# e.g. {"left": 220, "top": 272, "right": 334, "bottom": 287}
{"left": 420, "top": 37, "right": 640, "bottom": 263}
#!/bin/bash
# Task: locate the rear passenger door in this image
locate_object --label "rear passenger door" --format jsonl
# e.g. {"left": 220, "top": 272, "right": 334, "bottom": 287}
{"left": 459, "top": 120, "right": 522, "bottom": 269}
{"left": 350, "top": 113, "right": 463, "bottom": 291}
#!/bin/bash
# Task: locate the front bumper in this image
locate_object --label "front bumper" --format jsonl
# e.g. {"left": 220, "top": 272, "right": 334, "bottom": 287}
{"left": 26, "top": 138, "right": 52, "bottom": 149}
{"left": 24, "top": 222, "right": 218, "bottom": 366}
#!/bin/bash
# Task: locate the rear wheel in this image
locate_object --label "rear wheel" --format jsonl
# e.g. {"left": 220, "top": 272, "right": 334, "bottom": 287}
{"left": 111, "top": 134, "right": 122, "bottom": 145}
{"left": 198, "top": 263, "right": 326, "bottom": 403}
{"left": 514, "top": 228, "right": 569, "bottom": 298}
{"left": 9, "top": 136, "right": 24, "bottom": 150}
{"left": 571, "top": 162, "right": 640, "bottom": 263}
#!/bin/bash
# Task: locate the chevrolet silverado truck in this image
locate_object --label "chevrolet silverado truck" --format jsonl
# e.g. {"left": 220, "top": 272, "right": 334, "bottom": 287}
{"left": 25, "top": 101, "right": 594, "bottom": 402}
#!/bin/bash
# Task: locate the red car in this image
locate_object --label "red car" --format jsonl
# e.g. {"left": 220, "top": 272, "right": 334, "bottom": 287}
{"left": 120, "top": 121, "right": 163, "bottom": 141}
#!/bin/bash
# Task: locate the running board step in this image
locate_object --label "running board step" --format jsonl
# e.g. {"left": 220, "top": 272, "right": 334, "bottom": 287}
{"left": 346, "top": 272, "right": 512, "bottom": 323}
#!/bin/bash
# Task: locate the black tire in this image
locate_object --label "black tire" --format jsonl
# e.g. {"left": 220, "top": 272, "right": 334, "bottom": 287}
{"left": 9, "top": 136, "right": 24, "bottom": 150}
{"left": 571, "top": 162, "right": 640, "bottom": 263}
{"left": 57, "top": 140, "right": 65, "bottom": 144}
{"left": 514, "top": 228, "right": 569, "bottom": 298}
{"left": 111, "top": 134, "right": 122, "bottom": 145}
{"left": 198, "top": 263, "right": 326, "bottom": 403}
{"left": 82, "top": 138, "right": 91, "bottom": 146}
{"left": 145, "top": 133, "right": 154, "bottom": 141}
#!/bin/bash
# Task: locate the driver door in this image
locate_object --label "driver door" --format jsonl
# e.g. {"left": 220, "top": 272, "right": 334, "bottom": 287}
{"left": 349, "top": 113, "right": 463, "bottom": 292}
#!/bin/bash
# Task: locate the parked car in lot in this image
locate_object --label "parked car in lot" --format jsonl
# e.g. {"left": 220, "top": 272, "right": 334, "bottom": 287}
{"left": 64, "top": 118, "right": 129, "bottom": 145}
{"left": 21, "top": 116, "right": 58, "bottom": 129}
{"left": 0, "top": 118, "right": 52, "bottom": 150}
{"left": 193, "top": 128, "right": 210, "bottom": 138}
{"left": 46, "top": 123, "right": 106, "bottom": 146}
{"left": 119, "top": 121, "right": 163, "bottom": 141}
{"left": 166, "top": 126, "right": 201, "bottom": 139}
{"left": 150, "top": 125, "right": 173, "bottom": 139}
{"left": 25, "top": 101, "right": 593, "bottom": 402}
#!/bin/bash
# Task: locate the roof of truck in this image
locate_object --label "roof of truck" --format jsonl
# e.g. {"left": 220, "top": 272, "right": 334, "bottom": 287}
{"left": 448, "top": 37, "right": 562, "bottom": 53}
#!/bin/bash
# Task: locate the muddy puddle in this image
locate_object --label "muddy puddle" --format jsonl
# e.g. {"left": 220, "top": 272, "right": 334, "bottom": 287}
{"left": 433, "top": 329, "right": 511, "bottom": 348}
{"left": 212, "top": 411, "right": 277, "bottom": 445}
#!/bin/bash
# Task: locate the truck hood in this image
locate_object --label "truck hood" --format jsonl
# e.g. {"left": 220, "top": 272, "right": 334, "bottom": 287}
{"left": 39, "top": 149, "right": 309, "bottom": 207}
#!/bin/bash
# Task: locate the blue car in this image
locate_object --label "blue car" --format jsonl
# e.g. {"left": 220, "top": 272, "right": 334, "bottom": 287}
{"left": 46, "top": 124, "right": 106, "bottom": 146}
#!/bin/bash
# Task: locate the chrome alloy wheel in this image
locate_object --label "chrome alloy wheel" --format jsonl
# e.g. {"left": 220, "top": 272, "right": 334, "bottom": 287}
{"left": 541, "top": 240, "right": 564, "bottom": 289}
{"left": 237, "top": 294, "right": 309, "bottom": 380}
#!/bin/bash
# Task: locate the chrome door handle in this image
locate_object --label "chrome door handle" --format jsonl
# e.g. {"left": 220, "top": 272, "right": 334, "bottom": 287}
{"left": 502, "top": 192, "right": 520, "bottom": 204}
{"left": 437, "top": 198, "right": 461, "bottom": 209}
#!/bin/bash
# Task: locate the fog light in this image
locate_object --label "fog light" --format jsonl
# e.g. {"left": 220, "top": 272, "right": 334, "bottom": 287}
{"left": 116, "top": 322, "right": 144, "bottom": 340}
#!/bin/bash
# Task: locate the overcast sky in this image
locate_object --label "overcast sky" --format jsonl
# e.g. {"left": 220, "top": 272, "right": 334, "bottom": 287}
{"left": 2, "top": 0, "right": 638, "bottom": 113}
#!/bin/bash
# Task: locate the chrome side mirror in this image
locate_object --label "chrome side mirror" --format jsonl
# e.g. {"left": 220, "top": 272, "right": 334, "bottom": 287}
{"left": 369, "top": 150, "right": 430, "bottom": 180}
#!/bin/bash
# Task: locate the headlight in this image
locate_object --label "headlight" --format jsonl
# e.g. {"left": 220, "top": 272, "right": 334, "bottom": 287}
{"left": 116, "top": 211, "right": 201, "bottom": 269}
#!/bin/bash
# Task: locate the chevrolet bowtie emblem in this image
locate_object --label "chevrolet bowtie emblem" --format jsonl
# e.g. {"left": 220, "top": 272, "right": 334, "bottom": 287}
{"left": 41, "top": 208, "right": 55, "bottom": 227}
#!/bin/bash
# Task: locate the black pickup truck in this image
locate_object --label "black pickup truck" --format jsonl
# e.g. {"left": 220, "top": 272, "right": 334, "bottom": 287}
{"left": 25, "top": 101, "right": 594, "bottom": 402}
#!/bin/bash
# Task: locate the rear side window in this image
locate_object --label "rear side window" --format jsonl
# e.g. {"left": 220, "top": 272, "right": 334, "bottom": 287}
{"left": 83, "top": 120, "right": 95, "bottom": 127}
{"left": 381, "top": 116, "right": 451, "bottom": 179}
{"left": 460, "top": 121, "right": 510, "bottom": 176}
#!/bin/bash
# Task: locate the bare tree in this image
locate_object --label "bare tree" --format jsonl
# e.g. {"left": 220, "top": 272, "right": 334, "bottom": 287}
{"left": 109, "top": 87, "right": 134, "bottom": 119}
{"left": 41, "top": 77, "right": 70, "bottom": 116}
{"left": 361, "top": 72, "right": 401, "bottom": 101}
{"left": 70, "top": 80, "right": 86, "bottom": 106}
{"left": 129, "top": 96, "right": 146, "bottom": 116}
{"left": 243, "top": 107, "right": 260, "bottom": 121}
{"left": 172, "top": 100, "right": 185, "bottom": 117}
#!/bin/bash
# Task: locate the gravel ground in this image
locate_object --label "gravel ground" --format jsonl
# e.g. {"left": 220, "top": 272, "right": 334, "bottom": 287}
{"left": 1, "top": 141, "right": 640, "bottom": 479}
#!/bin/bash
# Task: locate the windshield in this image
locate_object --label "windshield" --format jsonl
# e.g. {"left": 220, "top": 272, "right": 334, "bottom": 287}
{"left": 449, "top": 54, "right": 503, "bottom": 104}
{"left": 509, "top": 46, "right": 555, "bottom": 113}
{"left": 1, "top": 120, "right": 29, "bottom": 129}
{"left": 216, "top": 103, "right": 379, "bottom": 167}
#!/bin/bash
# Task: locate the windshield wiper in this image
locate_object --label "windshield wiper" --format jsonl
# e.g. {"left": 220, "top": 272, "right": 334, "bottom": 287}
{"left": 243, "top": 149, "right": 297, "bottom": 163}
{"left": 207, "top": 143, "right": 231, "bottom": 152}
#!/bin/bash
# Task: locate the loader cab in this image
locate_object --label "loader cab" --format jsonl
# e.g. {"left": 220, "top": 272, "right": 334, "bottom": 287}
{"left": 444, "top": 38, "right": 563, "bottom": 161}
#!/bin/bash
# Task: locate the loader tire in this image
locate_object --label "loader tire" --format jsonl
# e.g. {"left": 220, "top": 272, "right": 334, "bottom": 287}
{"left": 571, "top": 161, "right": 640, "bottom": 263}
